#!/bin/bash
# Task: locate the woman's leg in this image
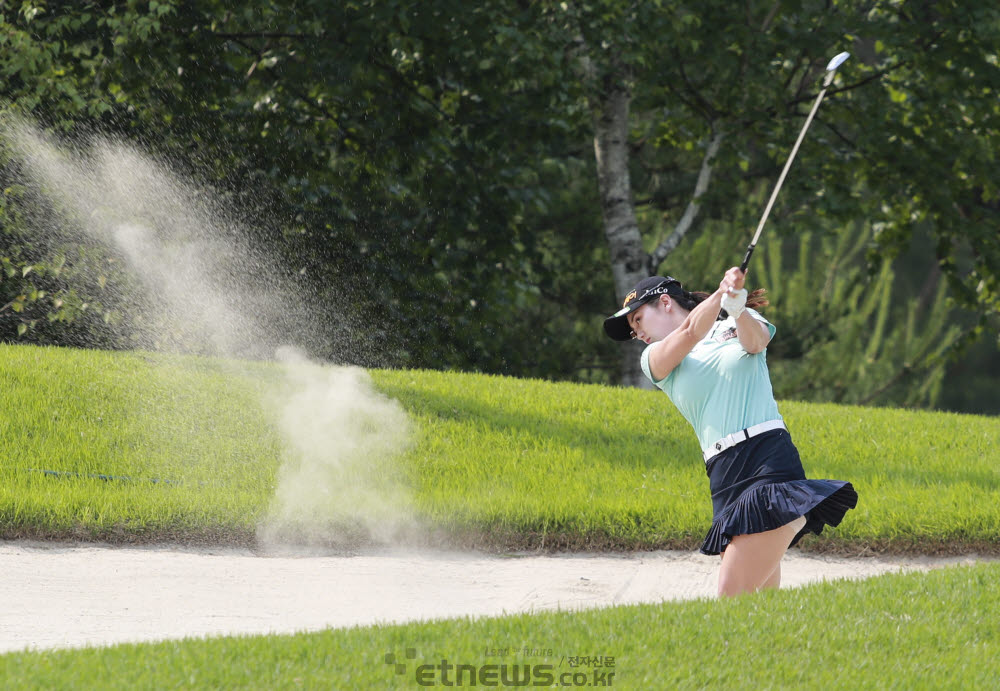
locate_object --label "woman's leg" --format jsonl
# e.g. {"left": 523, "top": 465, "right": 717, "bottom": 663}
{"left": 724, "top": 553, "right": 781, "bottom": 589}
{"left": 717, "top": 516, "right": 805, "bottom": 597}
{"left": 760, "top": 563, "right": 781, "bottom": 590}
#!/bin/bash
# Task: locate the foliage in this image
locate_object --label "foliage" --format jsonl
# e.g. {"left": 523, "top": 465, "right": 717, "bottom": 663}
{"left": 639, "top": 193, "right": 967, "bottom": 408}
{"left": 0, "top": 2, "right": 997, "bottom": 410}
{"left": 554, "top": 0, "right": 1000, "bottom": 397}
{"left": 0, "top": 1, "right": 584, "bottom": 370}
{"left": 759, "top": 220, "right": 962, "bottom": 408}
{"left": 0, "top": 173, "right": 126, "bottom": 347}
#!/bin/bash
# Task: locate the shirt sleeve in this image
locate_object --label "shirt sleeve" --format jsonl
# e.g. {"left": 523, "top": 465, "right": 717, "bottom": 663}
{"left": 745, "top": 308, "right": 776, "bottom": 339}
{"left": 640, "top": 344, "right": 669, "bottom": 385}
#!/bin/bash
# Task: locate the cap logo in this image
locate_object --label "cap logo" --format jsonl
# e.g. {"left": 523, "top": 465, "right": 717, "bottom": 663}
{"left": 623, "top": 291, "right": 637, "bottom": 308}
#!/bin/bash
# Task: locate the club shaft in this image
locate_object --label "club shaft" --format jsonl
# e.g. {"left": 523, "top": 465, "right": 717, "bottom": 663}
{"left": 748, "top": 85, "right": 830, "bottom": 251}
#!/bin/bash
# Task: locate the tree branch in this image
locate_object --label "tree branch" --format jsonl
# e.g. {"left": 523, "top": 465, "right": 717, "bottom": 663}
{"left": 671, "top": 47, "right": 718, "bottom": 121}
{"left": 649, "top": 130, "right": 725, "bottom": 270}
{"left": 661, "top": 79, "right": 706, "bottom": 121}
{"left": 786, "top": 60, "right": 909, "bottom": 108}
{"left": 792, "top": 56, "right": 819, "bottom": 103}
{"left": 815, "top": 115, "right": 857, "bottom": 149}
{"left": 212, "top": 26, "right": 454, "bottom": 126}
{"left": 860, "top": 364, "right": 912, "bottom": 405}
{"left": 368, "top": 56, "right": 456, "bottom": 123}
{"left": 211, "top": 31, "right": 324, "bottom": 41}
{"left": 782, "top": 51, "right": 809, "bottom": 93}
{"left": 760, "top": 0, "right": 781, "bottom": 31}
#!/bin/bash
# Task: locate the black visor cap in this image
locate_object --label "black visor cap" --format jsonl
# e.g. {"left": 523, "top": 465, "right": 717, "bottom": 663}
{"left": 603, "top": 276, "right": 682, "bottom": 341}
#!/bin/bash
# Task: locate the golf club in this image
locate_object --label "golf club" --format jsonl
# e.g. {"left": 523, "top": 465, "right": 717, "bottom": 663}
{"left": 740, "top": 51, "right": 850, "bottom": 272}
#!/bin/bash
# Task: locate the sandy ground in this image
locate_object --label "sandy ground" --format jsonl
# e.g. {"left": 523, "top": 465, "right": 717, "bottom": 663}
{"left": 1, "top": 540, "right": 995, "bottom": 654}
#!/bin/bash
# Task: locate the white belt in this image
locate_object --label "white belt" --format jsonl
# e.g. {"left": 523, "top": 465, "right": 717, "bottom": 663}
{"left": 703, "top": 420, "right": 786, "bottom": 462}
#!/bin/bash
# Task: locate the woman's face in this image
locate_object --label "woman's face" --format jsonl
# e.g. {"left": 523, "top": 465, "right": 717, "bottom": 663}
{"left": 627, "top": 296, "right": 684, "bottom": 344}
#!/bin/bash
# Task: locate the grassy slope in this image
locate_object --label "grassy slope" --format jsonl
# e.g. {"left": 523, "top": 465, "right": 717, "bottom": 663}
{"left": 2, "top": 343, "right": 998, "bottom": 553}
{"left": 2, "top": 562, "right": 998, "bottom": 689}
{"left": 0, "top": 345, "right": 284, "bottom": 543}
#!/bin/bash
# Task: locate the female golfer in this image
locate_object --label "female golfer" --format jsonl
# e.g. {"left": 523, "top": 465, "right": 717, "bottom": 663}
{"left": 604, "top": 268, "right": 857, "bottom": 597}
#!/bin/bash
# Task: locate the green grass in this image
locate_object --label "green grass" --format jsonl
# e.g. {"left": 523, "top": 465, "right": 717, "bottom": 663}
{"left": 2, "top": 562, "right": 998, "bottom": 689}
{"left": 0, "top": 345, "right": 284, "bottom": 543}
{"left": 2, "top": 342, "right": 999, "bottom": 553}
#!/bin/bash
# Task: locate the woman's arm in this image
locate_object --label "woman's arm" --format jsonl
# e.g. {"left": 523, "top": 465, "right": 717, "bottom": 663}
{"left": 646, "top": 267, "right": 744, "bottom": 381}
{"left": 735, "top": 310, "right": 772, "bottom": 354}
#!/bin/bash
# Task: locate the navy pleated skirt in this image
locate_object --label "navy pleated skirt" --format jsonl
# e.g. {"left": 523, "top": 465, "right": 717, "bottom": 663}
{"left": 701, "top": 428, "right": 858, "bottom": 556}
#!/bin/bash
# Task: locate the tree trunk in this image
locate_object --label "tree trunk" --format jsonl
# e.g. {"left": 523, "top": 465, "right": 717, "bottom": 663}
{"left": 592, "top": 71, "right": 651, "bottom": 388}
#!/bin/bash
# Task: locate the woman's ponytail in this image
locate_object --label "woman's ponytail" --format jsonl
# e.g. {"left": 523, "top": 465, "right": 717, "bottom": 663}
{"left": 746, "top": 288, "right": 769, "bottom": 310}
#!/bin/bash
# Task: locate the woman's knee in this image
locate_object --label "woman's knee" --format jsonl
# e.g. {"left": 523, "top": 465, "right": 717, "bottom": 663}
{"left": 716, "top": 549, "right": 766, "bottom": 597}
{"left": 718, "top": 572, "right": 752, "bottom": 597}
{"left": 760, "top": 563, "right": 781, "bottom": 590}
{"left": 717, "top": 558, "right": 779, "bottom": 597}
{"left": 716, "top": 524, "right": 800, "bottom": 597}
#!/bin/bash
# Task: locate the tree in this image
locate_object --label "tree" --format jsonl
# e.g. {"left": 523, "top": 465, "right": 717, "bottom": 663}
{"left": 552, "top": 1, "right": 1000, "bottom": 385}
{"left": 1, "top": 1, "right": 586, "bottom": 369}
{"left": 1, "top": 1, "right": 997, "bottom": 411}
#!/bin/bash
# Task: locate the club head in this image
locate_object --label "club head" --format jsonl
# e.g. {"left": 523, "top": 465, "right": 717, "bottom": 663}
{"left": 822, "top": 52, "right": 850, "bottom": 87}
{"left": 826, "top": 52, "right": 850, "bottom": 72}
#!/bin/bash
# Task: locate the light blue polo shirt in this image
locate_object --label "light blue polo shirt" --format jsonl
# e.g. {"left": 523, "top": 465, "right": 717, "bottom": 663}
{"left": 640, "top": 309, "right": 781, "bottom": 452}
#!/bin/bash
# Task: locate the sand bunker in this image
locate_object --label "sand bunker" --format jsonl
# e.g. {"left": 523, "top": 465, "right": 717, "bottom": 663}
{"left": 1, "top": 541, "right": 994, "bottom": 653}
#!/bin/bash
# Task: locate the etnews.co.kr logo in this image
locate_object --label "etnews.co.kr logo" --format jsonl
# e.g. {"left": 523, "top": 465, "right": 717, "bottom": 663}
{"left": 384, "top": 647, "right": 616, "bottom": 687}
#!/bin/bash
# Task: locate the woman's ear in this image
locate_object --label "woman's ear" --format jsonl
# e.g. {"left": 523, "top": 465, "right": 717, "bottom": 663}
{"left": 660, "top": 294, "right": 672, "bottom": 311}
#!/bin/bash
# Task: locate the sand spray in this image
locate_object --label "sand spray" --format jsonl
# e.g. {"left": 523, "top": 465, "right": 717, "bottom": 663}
{"left": 1, "top": 115, "right": 422, "bottom": 549}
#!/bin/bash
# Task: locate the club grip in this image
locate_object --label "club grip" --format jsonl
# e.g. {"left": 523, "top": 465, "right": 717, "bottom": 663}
{"left": 740, "top": 244, "right": 756, "bottom": 273}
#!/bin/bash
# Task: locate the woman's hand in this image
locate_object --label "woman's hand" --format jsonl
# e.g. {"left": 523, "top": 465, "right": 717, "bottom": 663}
{"left": 719, "top": 266, "right": 746, "bottom": 295}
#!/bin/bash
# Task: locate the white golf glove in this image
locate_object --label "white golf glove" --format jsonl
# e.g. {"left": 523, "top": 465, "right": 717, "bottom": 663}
{"left": 721, "top": 288, "right": 747, "bottom": 320}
